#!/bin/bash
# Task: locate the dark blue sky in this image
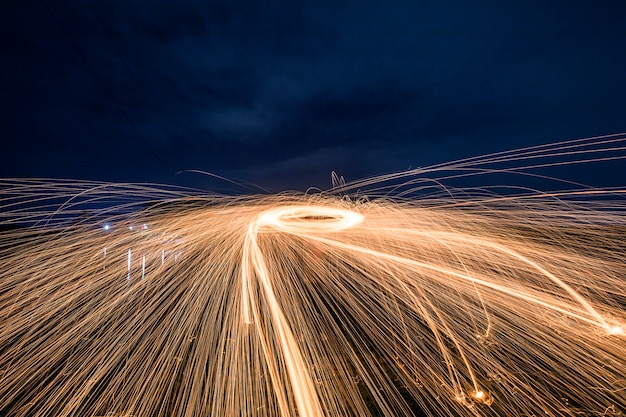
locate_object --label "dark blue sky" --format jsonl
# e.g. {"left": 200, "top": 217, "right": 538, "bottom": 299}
{"left": 1, "top": 1, "right": 625, "bottom": 192}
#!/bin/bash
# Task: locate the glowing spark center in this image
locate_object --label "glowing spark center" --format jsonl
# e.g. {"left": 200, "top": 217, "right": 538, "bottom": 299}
{"left": 257, "top": 205, "right": 364, "bottom": 234}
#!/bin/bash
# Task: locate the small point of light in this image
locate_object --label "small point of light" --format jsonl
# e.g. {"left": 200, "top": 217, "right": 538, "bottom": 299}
{"left": 103, "top": 224, "right": 110, "bottom": 231}
{"left": 143, "top": 223, "right": 148, "bottom": 230}
{"left": 470, "top": 389, "right": 493, "bottom": 405}
{"left": 129, "top": 226, "right": 134, "bottom": 231}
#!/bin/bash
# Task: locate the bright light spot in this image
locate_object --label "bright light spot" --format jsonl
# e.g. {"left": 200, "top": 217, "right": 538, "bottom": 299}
{"left": 103, "top": 224, "right": 110, "bottom": 231}
{"left": 129, "top": 226, "right": 134, "bottom": 231}
{"left": 258, "top": 206, "right": 364, "bottom": 234}
{"left": 470, "top": 389, "right": 493, "bottom": 405}
{"left": 143, "top": 224, "right": 148, "bottom": 230}
{"left": 608, "top": 325, "right": 624, "bottom": 335}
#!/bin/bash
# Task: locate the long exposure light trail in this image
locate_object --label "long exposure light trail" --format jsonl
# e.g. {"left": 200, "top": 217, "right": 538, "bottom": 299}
{"left": 1, "top": 136, "right": 625, "bottom": 416}
{"left": 240, "top": 206, "right": 366, "bottom": 417}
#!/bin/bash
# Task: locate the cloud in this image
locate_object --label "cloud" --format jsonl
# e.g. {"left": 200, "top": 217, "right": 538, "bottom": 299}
{"left": 1, "top": 1, "right": 625, "bottom": 189}
{"left": 200, "top": 107, "right": 276, "bottom": 141}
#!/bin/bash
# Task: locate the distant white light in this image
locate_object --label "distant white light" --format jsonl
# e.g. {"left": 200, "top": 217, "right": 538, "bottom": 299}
{"left": 129, "top": 226, "right": 134, "bottom": 231}
{"left": 143, "top": 223, "right": 148, "bottom": 230}
{"left": 103, "top": 224, "right": 110, "bottom": 231}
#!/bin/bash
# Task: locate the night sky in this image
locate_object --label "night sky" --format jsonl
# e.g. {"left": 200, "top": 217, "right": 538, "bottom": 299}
{"left": 1, "top": 1, "right": 625, "bottom": 192}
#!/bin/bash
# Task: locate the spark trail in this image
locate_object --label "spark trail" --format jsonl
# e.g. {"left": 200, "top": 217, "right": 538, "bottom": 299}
{"left": 1, "top": 136, "right": 626, "bottom": 416}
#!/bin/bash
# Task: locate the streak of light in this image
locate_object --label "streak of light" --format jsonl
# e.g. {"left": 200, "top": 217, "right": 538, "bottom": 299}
{"left": 1, "top": 136, "right": 625, "bottom": 417}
